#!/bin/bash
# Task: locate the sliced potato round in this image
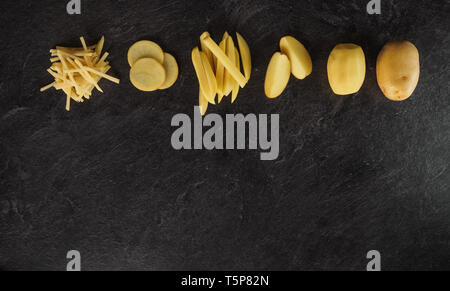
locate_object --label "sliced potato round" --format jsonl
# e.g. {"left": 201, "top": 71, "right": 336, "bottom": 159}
{"left": 127, "top": 40, "right": 164, "bottom": 67}
{"left": 159, "top": 53, "right": 179, "bottom": 90}
{"left": 130, "top": 58, "right": 166, "bottom": 92}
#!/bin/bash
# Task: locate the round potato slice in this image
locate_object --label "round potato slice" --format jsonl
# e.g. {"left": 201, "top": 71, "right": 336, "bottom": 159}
{"left": 159, "top": 53, "right": 179, "bottom": 90}
{"left": 130, "top": 58, "right": 166, "bottom": 92}
{"left": 127, "top": 40, "right": 164, "bottom": 67}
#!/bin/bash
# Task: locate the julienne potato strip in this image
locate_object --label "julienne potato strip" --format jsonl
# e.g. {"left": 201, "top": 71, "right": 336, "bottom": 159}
{"left": 40, "top": 36, "right": 120, "bottom": 111}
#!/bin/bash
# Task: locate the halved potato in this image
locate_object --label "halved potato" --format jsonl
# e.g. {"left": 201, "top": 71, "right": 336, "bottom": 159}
{"left": 159, "top": 53, "right": 179, "bottom": 90}
{"left": 128, "top": 40, "right": 164, "bottom": 67}
{"left": 236, "top": 33, "right": 252, "bottom": 80}
{"left": 264, "top": 52, "right": 291, "bottom": 98}
{"left": 280, "top": 36, "right": 312, "bottom": 80}
{"left": 130, "top": 58, "right": 166, "bottom": 92}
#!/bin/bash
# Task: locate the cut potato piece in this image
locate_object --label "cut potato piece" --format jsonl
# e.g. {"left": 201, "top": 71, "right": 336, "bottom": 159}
{"left": 128, "top": 40, "right": 164, "bottom": 67}
{"left": 130, "top": 58, "right": 166, "bottom": 92}
{"left": 216, "top": 32, "right": 229, "bottom": 103}
{"left": 192, "top": 47, "right": 213, "bottom": 103}
{"left": 159, "top": 53, "right": 179, "bottom": 90}
{"left": 200, "top": 34, "right": 247, "bottom": 88}
{"left": 280, "top": 36, "right": 312, "bottom": 80}
{"left": 231, "top": 48, "right": 240, "bottom": 103}
{"left": 199, "top": 86, "right": 209, "bottom": 116}
{"left": 265, "top": 52, "right": 291, "bottom": 98}
{"left": 223, "top": 36, "right": 236, "bottom": 97}
{"left": 200, "top": 51, "right": 217, "bottom": 104}
{"left": 236, "top": 33, "right": 252, "bottom": 80}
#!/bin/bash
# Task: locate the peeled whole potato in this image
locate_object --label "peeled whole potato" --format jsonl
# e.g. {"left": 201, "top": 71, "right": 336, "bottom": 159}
{"left": 327, "top": 44, "right": 366, "bottom": 95}
{"left": 264, "top": 52, "right": 291, "bottom": 99}
{"left": 159, "top": 53, "right": 179, "bottom": 90}
{"left": 280, "top": 36, "right": 312, "bottom": 80}
{"left": 130, "top": 58, "right": 166, "bottom": 92}
{"left": 377, "top": 41, "right": 420, "bottom": 101}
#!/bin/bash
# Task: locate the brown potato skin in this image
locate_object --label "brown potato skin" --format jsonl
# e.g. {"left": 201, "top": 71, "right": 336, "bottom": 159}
{"left": 376, "top": 41, "right": 420, "bottom": 101}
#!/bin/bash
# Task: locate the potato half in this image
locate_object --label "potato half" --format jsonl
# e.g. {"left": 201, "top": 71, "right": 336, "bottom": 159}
{"left": 130, "top": 58, "right": 166, "bottom": 92}
{"left": 280, "top": 36, "right": 312, "bottom": 80}
{"left": 264, "top": 52, "right": 291, "bottom": 98}
{"left": 159, "top": 53, "right": 179, "bottom": 90}
{"left": 128, "top": 40, "right": 165, "bottom": 67}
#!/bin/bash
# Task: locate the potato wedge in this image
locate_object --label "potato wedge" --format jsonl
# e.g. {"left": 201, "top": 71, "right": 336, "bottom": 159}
{"left": 216, "top": 32, "right": 229, "bottom": 103}
{"left": 223, "top": 36, "right": 236, "bottom": 97}
{"left": 231, "top": 48, "right": 240, "bottom": 103}
{"left": 200, "top": 33, "right": 247, "bottom": 88}
{"left": 264, "top": 52, "right": 291, "bottom": 98}
{"left": 280, "top": 36, "right": 312, "bottom": 80}
{"left": 200, "top": 51, "right": 217, "bottom": 104}
{"left": 199, "top": 86, "right": 209, "bottom": 116}
{"left": 236, "top": 33, "right": 252, "bottom": 80}
{"left": 159, "top": 53, "right": 179, "bottom": 90}
{"left": 128, "top": 40, "right": 164, "bottom": 67}
{"left": 130, "top": 58, "right": 166, "bottom": 92}
{"left": 192, "top": 47, "right": 213, "bottom": 103}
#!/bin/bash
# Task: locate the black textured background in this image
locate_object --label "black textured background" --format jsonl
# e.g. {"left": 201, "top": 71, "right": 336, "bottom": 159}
{"left": 0, "top": 0, "right": 449, "bottom": 271}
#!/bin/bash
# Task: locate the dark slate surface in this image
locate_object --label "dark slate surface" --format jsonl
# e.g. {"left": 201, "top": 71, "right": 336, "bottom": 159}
{"left": 0, "top": 0, "right": 449, "bottom": 271}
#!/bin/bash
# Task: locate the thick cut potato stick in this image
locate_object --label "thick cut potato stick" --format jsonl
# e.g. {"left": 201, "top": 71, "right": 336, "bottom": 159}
{"left": 216, "top": 32, "right": 228, "bottom": 103}
{"left": 200, "top": 33, "right": 247, "bottom": 88}
{"left": 232, "top": 48, "right": 240, "bottom": 103}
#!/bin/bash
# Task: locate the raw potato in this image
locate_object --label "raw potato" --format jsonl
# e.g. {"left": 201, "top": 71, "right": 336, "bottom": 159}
{"left": 265, "top": 52, "right": 291, "bottom": 98}
{"left": 40, "top": 36, "right": 120, "bottom": 111}
{"left": 128, "top": 40, "right": 165, "bottom": 67}
{"left": 376, "top": 41, "right": 420, "bottom": 101}
{"left": 327, "top": 43, "right": 366, "bottom": 95}
{"left": 192, "top": 47, "right": 215, "bottom": 103}
{"left": 280, "top": 36, "right": 312, "bottom": 80}
{"left": 236, "top": 32, "right": 252, "bottom": 80}
{"left": 223, "top": 35, "right": 236, "bottom": 97}
{"left": 159, "top": 53, "right": 179, "bottom": 90}
{"left": 199, "top": 86, "right": 209, "bottom": 116}
{"left": 216, "top": 32, "right": 228, "bottom": 103}
{"left": 200, "top": 51, "right": 217, "bottom": 104}
{"left": 231, "top": 47, "right": 240, "bottom": 103}
{"left": 200, "top": 32, "right": 247, "bottom": 88}
{"left": 130, "top": 58, "right": 166, "bottom": 92}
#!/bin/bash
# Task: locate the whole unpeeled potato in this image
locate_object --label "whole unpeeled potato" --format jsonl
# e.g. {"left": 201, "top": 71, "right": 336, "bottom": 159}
{"left": 377, "top": 41, "right": 420, "bottom": 101}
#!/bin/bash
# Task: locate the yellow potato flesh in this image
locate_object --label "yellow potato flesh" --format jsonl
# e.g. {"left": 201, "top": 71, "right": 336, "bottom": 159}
{"left": 130, "top": 58, "right": 166, "bottom": 92}
{"left": 159, "top": 53, "right": 179, "bottom": 90}
{"left": 200, "top": 51, "right": 217, "bottom": 104}
{"left": 236, "top": 32, "right": 252, "bottom": 80}
{"left": 200, "top": 34, "right": 247, "bottom": 88}
{"left": 127, "top": 40, "right": 165, "bottom": 67}
{"left": 216, "top": 32, "right": 229, "bottom": 103}
{"left": 192, "top": 47, "right": 212, "bottom": 102}
{"left": 280, "top": 36, "right": 312, "bottom": 80}
{"left": 231, "top": 48, "right": 240, "bottom": 103}
{"left": 264, "top": 52, "right": 291, "bottom": 98}
{"left": 376, "top": 41, "right": 420, "bottom": 101}
{"left": 327, "top": 44, "right": 366, "bottom": 95}
{"left": 223, "top": 36, "right": 236, "bottom": 97}
{"left": 199, "top": 86, "right": 209, "bottom": 116}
